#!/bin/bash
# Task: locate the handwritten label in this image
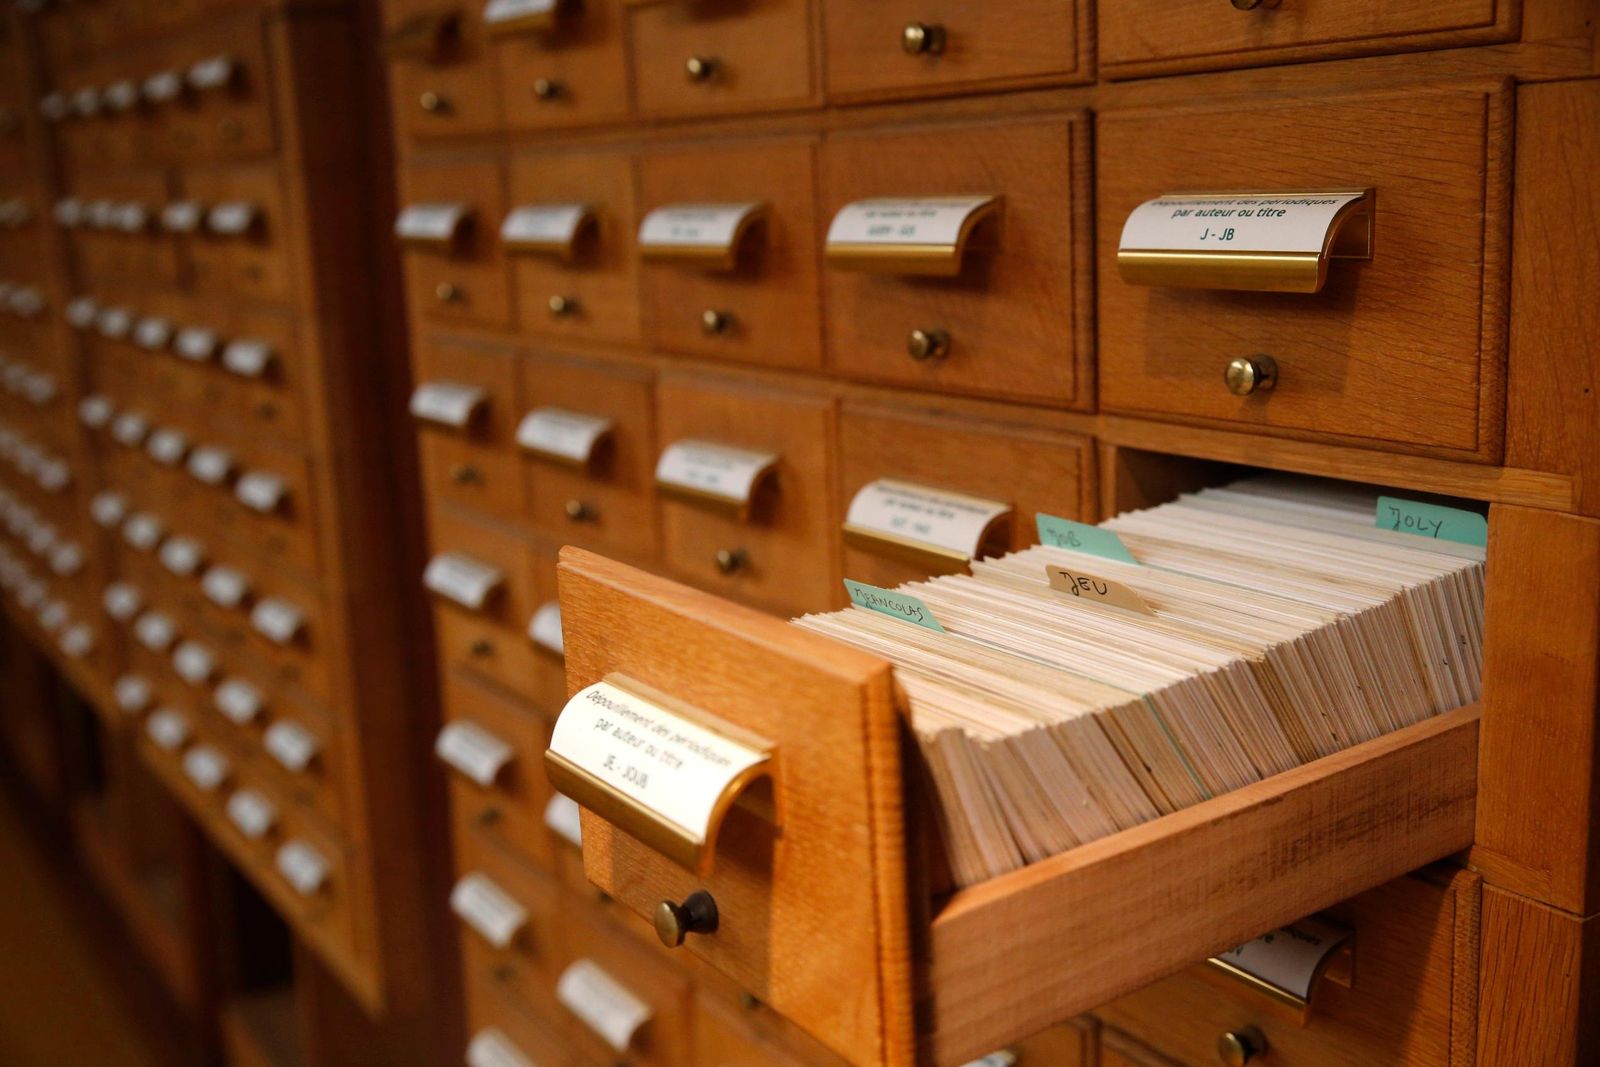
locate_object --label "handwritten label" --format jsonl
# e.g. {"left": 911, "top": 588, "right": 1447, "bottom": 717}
{"left": 1120, "top": 191, "right": 1367, "bottom": 255}
{"left": 265, "top": 720, "right": 319, "bottom": 772}
{"left": 556, "top": 959, "right": 651, "bottom": 1053}
{"left": 145, "top": 708, "right": 190, "bottom": 751}
{"left": 516, "top": 406, "right": 613, "bottom": 465}
{"left": 395, "top": 202, "right": 469, "bottom": 244}
{"left": 1375, "top": 496, "right": 1487, "bottom": 548}
{"left": 201, "top": 565, "right": 251, "bottom": 609}
{"left": 655, "top": 439, "right": 777, "bottom": 507}
{"left": 424, "top": 552, "right": 504, "bottom": 611}
{"left": 844, "top": 579, "right": 946, "bottom": 632}
{"left": 450, "top": 872, "right": 528, "bottom": 949}
{"left": 235, "top": 470, "right": 286, "bottom": 513}
{"left": 91, "top": 491, "right": 128, "bottom": 529}
{"left": 114, "top": 675, "right": 152, "bottom": 714}
{"left": 227, "top": 790, "right": 277, "bottom": 840}
{"left": 436, "top": 720, "right": 513, "bottom": 787}
{"left": 103, "top": 582, "right": 144, "bottom": 621}
{"left": 544, "top": 794, "right": 582, "bottom": 847}
{"left": 251, "top": 597, "right": 306, "bottom": 645}
{"left": 172, "top": 640, "right": 217, "bottom": 685}
{"left": 1214, "top": 917, "right": 1349, "bottom": 1002}
{"left": 466, "top": 1028, "right": 536, "bottom": 1067}
{"left": 528, "top": 601, "right": 563, "bottom": 656}
{"left": 549, "top": 679, "right": 771, "bottom": 849}
{"left": 500, "top": 202, "right": 590, "bottom": 252}
{"left": 845, "top": 478, "right": 1009, "bottom": 560}
{"left": 215, "top": 678, "right": 264, "bottom": 724}
{"left": 182, "top": 745, "right": 230, "bottom": 792}
{"left": 187, "top": 445, "right": 234, "bottom": 485}
{"left": 134, "top": 611, "right": 178, "bottom": 652}
{"left": 159, "top": 536, "right": 205, "bottom": 577}
{"left": 409, "top": 380, "right": 486, "bottom": 429}
{"left": 161, "top": 200, "right": 204, "bottom": 233}
{"left": 638, "top": 201, "right": 764, "bottom": 258}
{"left": 59, "top": 623, "right": 95, "bottom": 659}
{"left": 222, "top": 338, "right": 274, "bottom": 377}
{"left": 276, "top": 840, "right": 329, "bottom": 896}
{"left": 206, "top": 201, "right": 258, "bottom": 235}
{"left": 1045, "top": 564, "right": 1154, "bottom": 615}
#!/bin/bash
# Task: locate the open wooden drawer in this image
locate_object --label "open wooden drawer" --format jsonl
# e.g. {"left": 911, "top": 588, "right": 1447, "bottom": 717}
{"left": 552, "top": 547, "right": 1479, "bottom": 1067}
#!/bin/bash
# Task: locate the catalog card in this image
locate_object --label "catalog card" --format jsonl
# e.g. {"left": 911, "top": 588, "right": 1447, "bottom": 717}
{"left": 222, "top": 338, "right": 274, "bottom": 377}
{"left": 187, "top": 446, "right": 235, "bottom": 486}
{"left": 59, "top": 624, "right": 95, "bottom": 659}
{"left": 103, "top": 582, "right": 144, "bottom": 621}
{"left": 235, "top": 470, "right": 286, "bottom": 513}
{"left": 206, "top": 201, "right": 258, "bottom": 235}
{"left": 161, "top": 200, "right": 204, "bottom": 233}
{"left": 844, "top": 478, "right": 1009, "bottom": 565}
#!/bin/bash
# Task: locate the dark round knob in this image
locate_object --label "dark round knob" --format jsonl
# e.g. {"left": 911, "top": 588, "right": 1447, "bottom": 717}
{"left": 901, "top": 22, "right": 946, "bottom": 55}
{"left": 450, "top": 463, "right": 481, "bottom": 485}
{"left": 419, "top": 89, "right": 450, "bottom": 113}
{"left": 715, "top": 547, "right": 747, "bottom": 574}
{"left": 469, "top": 638, "right": 493, "bottom": 657}
{"left": 435, "top": 281, "right": 463, "bottom": 303}
{"left": 907, "top": 328, "right": 950, "bottom": 361}
{"left": 548, "top": 294, "right": 579, "bottom": 317}
{"left": 565, "top": 499, "right": 596, "bottom": 522}
{"left": 701, "top": 308, "right": 732, "bottom": 335}
{"left": 654, "top": 890, "right": 719, "bottom": 947}
{"left": 1218, "top": 1025, "right": 1268, "bottom": 1066}
{"left": 1224, "top": 355, "right": 1278, "bottom": 396}
{"left": 684, "top": 55, "right": 718, "bottom": 82}
{"left": 532, "top": 77, "right": 563, "bottom": 100}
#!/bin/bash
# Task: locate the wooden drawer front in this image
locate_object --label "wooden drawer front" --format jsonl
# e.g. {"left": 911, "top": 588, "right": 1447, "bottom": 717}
{"left": 838, "top": 404, "right": 1094, "bottom": 590}
{"left": 558, "top": 919, "right": 691, "bottom": 1067}
{"left": 426, "top": 507, "right": 540, "bottom": 700}
{"left": 823, "top": 0, "right": 1090, "bottom": 101}
{"left": 627, "top": 0, "right": 816, "bottom": 119}
{"left": 166, "top": 14, "right": 279, "bottom": 163}
{"left": 454, "top": 826, "right": 567, "bottom": 1013}
{"left": 494, "top": 0, "right": 630, "bottom": 132}
{"left": 1101, "top": 0, "right": 1517, "bottom": 79}
{"left": 270, "top": 804, "right": 359, "bottom": 968}
{"left": 238, "top": 570, "right": 331, "bottom": 710}
{"left": 68, "top": 173, "right": 180, "bottom": 288}
{"left": 1098, "top": 85, "right": 1510, "bottom": 459}
{"left": 204, "top": 440, "right": 320, "bottom": 579}
{"left": 440, "top": 668, "right": 556, "bottom": 868}
{"left": 639, "top": 139, "right": 822, "bottom": 370}
{"left": 1098, "top": 874, "right": 1471, "bottom": 1067}
{"left": 507, "top": 147, "right": 640, "bottom": 344}
{"left": 693, "top": 993, "right": 812, "bottom": 1067}
{"left": 821, "top": 116, "right": 1090, "bottom": 406}
{"left": 386, "top": 0, "right": 503, "bottom": 138}
{"left": 257, "top": 696, "right": 348, "bottom": 829}
{"left": 414, "top": 337, "right": 523, "bottom": 521}
{"left": 655, "top": 377, "right": 837, "bottom": 616}
{"left": 187, "top": 307, "right": 305, "bottom": 445}
{"left": 520, "top": 353, "right": 657, "bottom": 562}
{"left": 180, "top": 162, "right": 292, "bottom": 304}
{"left": 463, "top": 964, "right": 577, "bottom": 1067}
{"left": 400, "top": 156, "right": 512, "bottom": 329}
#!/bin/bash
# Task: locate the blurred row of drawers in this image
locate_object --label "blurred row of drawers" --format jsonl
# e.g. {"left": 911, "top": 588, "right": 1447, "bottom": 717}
{"left": 396, "top": 78, "right": 1508, "bottom": 459}
{"left": 379, "top": 0, "right": 1515, "bottom": 142}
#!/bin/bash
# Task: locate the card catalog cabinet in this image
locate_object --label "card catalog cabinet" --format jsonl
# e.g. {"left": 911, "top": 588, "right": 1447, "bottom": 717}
{"left": 1, "top": 3, "right": 447, "bottom": 1064}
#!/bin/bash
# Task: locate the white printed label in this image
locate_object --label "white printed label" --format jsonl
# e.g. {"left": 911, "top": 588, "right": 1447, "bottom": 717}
{"left": 516, "top": 407, "right": 613, "bottom": 464}
{"left": 423, "top": 552, "right": 504, "bottom": 611}
{"left": 146, "top": 427, "right": 189, "bottom": 465}
{"left": 87, "top": 201, "right": 118, "bottom": 229}
{"left": 104, "top": 80, "right": 141, "bottom": 111}
{"left": 134, "top": 316, "right": 172, "bottom": 350}
{"left": 450, "top": 873, "right": 528, "bottom": 949}
{"left": 16, "top": 580, "right": 45, "bottom": 610}
{"left": 39, "top": 92, "right": 69, "bottom": 120}
{"left": 103, "top": 582, "right": 144, "bottom": 621}
{"left": 122, "top": 512, "right": 165, "bottom": 551}
{"left": 276, "top": 840, "right": 330, "bottom": 896}
{"left": 173, "top": 641, "right": 217, "bottom": 685}
{"left": 528, "top": 601, "right": 563, "bottom": 656}
{"left": 72, "top": 86, "right": 101, "bottom": 117}
{"left": 23, "top": 372, "right": 57, "bottom": 406}
{"left": 395, "top": 202, "right": 468, "bottom": 243}
{"left": 201, "top": 566, "right": 251, "bottom": 609}
{"left": 549, "top": 680, "right": 770, "bottom": 850}
{"left": 958, "top": 1053, "right": 1018, "bottom": 1067}
{"left": 8, "top": 287, "right": 43, "bottom": 316}
{"left": 134, "top": 612, "right": 178, "bottom": 652}
{"left": 845, "top": 478, "right": 1010, "bottom": 561}
{"left": 206, "top": 202, "right": 258, "bottom": 236}
{"left": 142, "top": 71, "right": 183, "bottom": 103}
{"left": 175, "top": 327, "right": 219, "bottom": 362}
{"left": 160, "top": 536, "right": 206, "bottom": 577}
{"left": 556, "top": 960, "right": 651, "bottom": 1054}
{"left": 227, "top": 790, "right": 277, "bottom": 840}
{"left": 222, "top": 338, "right": 274, "bottom": 377}
{"left": 91, "top": 492, "right": 129, "bottom": 528}
{"left": 77, "top": 394, "right": 114, "bottom": 428}
{"left": 187, "top": 445, "right": 235, "bottom": 485}
{"left": 37, "top": 599, "right": 69, "bottom": 632}
{"left": 214, "top": 678, "right": 264, "bottom": 724}
{"left": 161, "top": 201, "right": 204, "bottom": 234}
{"left": 235, "top": 470, "right": 287, "bottom": 513}
{"left": 435, "top": 720, "right": 513, "bottom": 787}
{"left": 66, "top": 297, "right": 99, "bottom": 328}
{"left": 146, "top": 710, "right": 190, "bottom": 751}
{"left": 264, "top": 720, "right": 319, "bottom": 772}
{"left": 1119, "top": 192, "right": 1368, "bottom": 255}
{"left": 655, "top": 439, "right": 777, "bottom": 507}
{"left": 25, "top": 521, "right": 56, "bottom": 555}
{"left": 638, "top": 201, "right": 764, "bottom": 254}
{"left": 111, "top": 411, "right": 149, "bottom": 446}
{"left": 1214, "top": 917, "right": 1350, "bottom": 1002}
{"left": 466, "top": 1029, "right": 536, "bottom": 1067}
{"left": 54, "top": 199, "right": 85, "bottom": 228}
{"left": 59, "top": 623, "right": 95, "bottom": 658}
{"left": 182, "top": 745, "right": 230, "bottom": 792}
{"left": 544, "top": 794, "right": 582, "bottom": 847}
{"left": 114, "top": 203, "right": 150, "bottom": 234}
{"left": 114, "top": 675, "right": 152, "bottom": 714}
{"left": 250, "top": 597, "right": 305, "bottom": 645}
{"left": 48, "top": 542, "right": 83, "bottom": 576}
{"left": 187, "top": 55, "right": 238, "bottom": 91}
{"left": 826, "top": 195, "right": 996, "bottom": 249}
{"left": 409, "top": 381, "right": 486, "bottom": 429}
{"left": 500, "top": 202, "right": 589, "bottom": 250}
{"left": 35, "top": 459, "right": 70, "bottom": 493}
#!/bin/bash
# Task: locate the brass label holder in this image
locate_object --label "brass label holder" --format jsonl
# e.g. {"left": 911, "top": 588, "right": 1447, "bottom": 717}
{"left": 544, "top": 674, "right": 777, "bottom": 876}
{"left": 483, "top": 0, "right": 563, "bottom": 36}
{"left": 516, "top": 407, "right": 615, "bottom": 470}
{"left": 825, "top": 195, "right": 1002, "bottom": 277}
{"left": 654, "top": 439, "right": 780, "bottom": 522}
{"left": 1203, "top": 917, "right": 1354, "bottom": 1025}
{"left": 638, "top": 201, "right": 769, "bottom": 272}
{"left": 842, "top": 478, "right": 1012, "bottom": 574}
{"left": 1117, "top": 189, "right": 1373, "bottom": 294}
{"left": 381, "top": 8, "right": 460, "bottom": 60}
{"left": 500, "top": 203, "right": 596, "bottom": 261}
{"left": 394, "top": 202, "right": 473, "bottom": 252}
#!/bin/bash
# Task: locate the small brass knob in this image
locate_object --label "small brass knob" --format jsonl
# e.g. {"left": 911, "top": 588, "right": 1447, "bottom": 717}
{"left": 565, "top": 499, "right": 596, "bottom": 522}
{"left": 701, "top": 308, "right": 732, "bottom": 335}
{"left": 907, "top": 328, "right": 950, "bottom": 361}
{"left": 436, "top": 281, "right": 463, "bottom": 303}
{"left": 469, "top": 638, "right": 493, "bottom": 657}
{"left": 532, "top": 77, "right": 563, "bottom": 100}
{"left": 739, "top": 992, "right": 762, "bottom": 1011}
{"left": 1223, "top": 355, "right": 1278, "bottom": 396}
{"left": 715, "top": 547, "right": 747, "bottom": 574}
{"left": 1217, "top": 1026, "right": 1267, "bottom": 1066}
{"left": 902, "top": 22, "right": 946, "bottom": 55}
{"left": 548, "top": 294, "right": 579, "bottom": 317}
{"left": 419, "top": 89, "right": 450, "bottom": 113}
{"left": 450, "top": 463, "right": 481, "bottom": 485}
{"left": 654, "top": 890, "right": 719, "bottom": 947}
{"left": 684, "top": 55, "right": 718, "bottom": 82}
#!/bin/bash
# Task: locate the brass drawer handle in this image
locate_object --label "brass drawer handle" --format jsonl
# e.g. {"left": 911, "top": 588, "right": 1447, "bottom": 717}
{"left": 1218, "top": 1026, "right": 1268, "bottom": 1066}
{"left": 418, "top": 89, "right": 451, "bottom": 113}
{"left": 902, "top": 22, "right": 946, "bottom": 55}
{"left": 715, "top": 547, "right": 747, "bottom": 574}
{"left": 1224, "top": 355, "right": 1277, "bottom": 396}
{"left": 907, "top": 328, "right": 950, "bottom": 361}
{"left": 701, "top": 308, "right": 733, "bottom": 335}
{"left": 684, "top": 55, "right": 718, "bottom": 82}
{"left": 532, "top": 77, "right": 564, "bottom": 100}
{"left": 436, "top": 281, "right": 463, "bottom": 303}
{"left": 655, "top": 890, "right": 718, "bottom": 947}
{"left": 548, "top": 294, "right": 579, "bottom": 317}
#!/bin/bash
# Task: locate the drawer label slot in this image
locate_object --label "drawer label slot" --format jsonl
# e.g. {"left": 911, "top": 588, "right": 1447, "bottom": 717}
{"left": 655, "top": 439, "right": 779, "bottom": 519}
{"left": 394, "top": 202, "right": 473, "bottom": 250}
{"left": 501, "top": 202, "right": 594, "bottom": 257}
{"left": 844, "top": 478, "right": 1011, "bottom": 572}
{"left": 528, "top": 600, "right": 564, "bottom": 657}
{"left": 546, "top": 676, "right": 774, "bottom": 875}
{"left": 638, "top": 201, "right": 768, "bottom": 271}
{"left": 517, "top": 406, "right": 614, "bottom": 468}
{"left": 555, "top": 959, "right": 652, "bottom": 1053}
{"left": 826, "top": 195, "right": 1001, "bottom": 276}
{"left": 410, "top": 380, "right": 487, "bottom": 429}
{"left": 1208, "top": 916, "right": 1353, "bottom": 1022}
